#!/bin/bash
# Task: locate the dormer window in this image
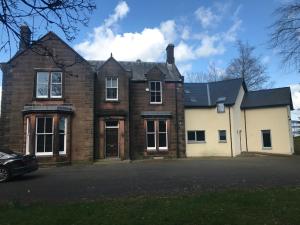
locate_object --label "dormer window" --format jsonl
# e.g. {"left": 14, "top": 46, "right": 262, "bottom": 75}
{"left": 217, "top": 103, "right": 225, "bottom": 113}
{"left": 36, "top": 71, "right": 62, "bottom": 99}
{"left": 106, "top": 77, "right": 118, "bottom": 101}
{"left": 150, "top": 81, "right": 162, "bottom": 104}
{"left": 216, "top": 97, "right": 226, "bottom": 113}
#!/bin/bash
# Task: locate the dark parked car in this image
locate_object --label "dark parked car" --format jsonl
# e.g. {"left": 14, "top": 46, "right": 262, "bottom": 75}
{"left": 0, "top": 150, "right": 38, "bottom": 182}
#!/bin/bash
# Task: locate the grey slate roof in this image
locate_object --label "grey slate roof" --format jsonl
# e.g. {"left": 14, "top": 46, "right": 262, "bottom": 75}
{"left": 184, "top": 78, "right": 245, "bottom": 107}
{"left": 88, "top": 60, "right": 182, "bottom": 82}
{"left": 241, "top": 87, "right": 294, "bottom": 110}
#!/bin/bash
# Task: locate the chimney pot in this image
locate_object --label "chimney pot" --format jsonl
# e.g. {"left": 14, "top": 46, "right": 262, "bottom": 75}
{"left": 19, "top": 25, "right": 31, "bottom": 51}
{"left": 166, "top": 43, "right": 175, "bottom": 64}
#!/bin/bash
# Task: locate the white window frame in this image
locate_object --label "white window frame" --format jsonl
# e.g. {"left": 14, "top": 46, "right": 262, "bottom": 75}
{"left": 218, "top": 130, "right": 227, "bottom": 143}
{"left": 59, "top": 117, "right": 67, "bottom": 155}
{"left": 50, "top": 72, "right": 63, "bottom": 98}
{"left": 25, "top": 117, "right": 30, "bottom": 155}
{"left": 187, "top": 130, "right": 206, "bottom": 143}
{"left": 35, "top": 117, "right": 54, "bottom": 156}
{"left": 158, "top": 120, "right": 168, "bottom": 150}
{"left": 146, "top": 120, "right": 156, "bottom": 150}
{"left": 150, "top": 81, "right": 162, "bottom": 104}
{"left": 261, "top": 130, "right": 272, "bottom": 149}
{"left": 106, "top": 77, "right": 118, "bottom": 101}
{"left": 36, "top": 72, "right": 49, "bottom": 98}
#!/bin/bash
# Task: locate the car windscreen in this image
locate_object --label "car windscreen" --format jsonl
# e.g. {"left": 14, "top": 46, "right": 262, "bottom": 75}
{"left": 0, "top": 150, "right": 18, "bottom": 159}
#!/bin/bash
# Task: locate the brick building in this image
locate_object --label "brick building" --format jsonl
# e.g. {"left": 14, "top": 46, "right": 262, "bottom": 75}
{"left": 0, "top": 27, "right": 186, "bottom": 163}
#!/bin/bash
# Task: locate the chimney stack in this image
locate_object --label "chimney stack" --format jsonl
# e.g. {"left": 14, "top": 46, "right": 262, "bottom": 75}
{"left": 19, "top": 25, "right": 31, "bottom": 51}
{"left": 166, "top": 44, "right": 175, "bottom": 64}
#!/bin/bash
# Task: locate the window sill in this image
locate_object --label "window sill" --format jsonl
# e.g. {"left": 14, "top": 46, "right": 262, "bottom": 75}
{"left": 219, "top": 140, "right": 227, "bottom": 143}
{"left": 35, "top": 153, "right": 53, "bottom": 157}
{"left": 33, "top": 98, "right": 64, "bottom": 101}
{"left": 262, "top": 147, "right": 272, "bottom": 150}
{"left": 187, "top": 141, "right": 206, "bottom": 144}
{"left": 150, "top": 102, "right": 163, "bottom": 105}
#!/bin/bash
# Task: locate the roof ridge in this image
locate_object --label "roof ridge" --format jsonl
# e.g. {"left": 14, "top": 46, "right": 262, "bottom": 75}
{"left": 247, "top": 87, "right": 290, "bottom": 93}
{"left": 184, "top": 78, "right": 243, "bottom": 85}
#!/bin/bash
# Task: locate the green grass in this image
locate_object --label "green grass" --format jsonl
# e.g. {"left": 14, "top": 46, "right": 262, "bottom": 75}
{"left": 1, "top": 188, "right": 300, "bottom": 225}
{"left": 294, "top": 136, "right": 300, "bottom": 154}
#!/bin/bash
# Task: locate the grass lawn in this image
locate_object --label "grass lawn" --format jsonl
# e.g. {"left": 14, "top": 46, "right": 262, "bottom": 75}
{"left": 1, "top": 188, "right": 300, "bottom": 225}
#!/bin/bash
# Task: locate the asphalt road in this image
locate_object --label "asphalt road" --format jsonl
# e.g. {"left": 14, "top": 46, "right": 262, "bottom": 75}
{"left": 1, "top": 156, "right": 300, "bottom": 203}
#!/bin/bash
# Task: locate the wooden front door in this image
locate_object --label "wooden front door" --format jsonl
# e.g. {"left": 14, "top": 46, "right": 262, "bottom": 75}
{"left": 105, "top": 121, "right": 119, "bottom": 158}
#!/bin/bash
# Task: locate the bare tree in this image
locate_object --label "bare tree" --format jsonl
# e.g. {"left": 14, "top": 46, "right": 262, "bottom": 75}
{"left": 225, "top": 41, "right": 270, "bottom": 90}
{"left": 0, "top": 0, "right": 96, "bottom": 55}
{"left": 269, "top": 2, "right": 300, "bottom": 71}
{"left": 185, "top": 72, "right": 208, "bottom": 83}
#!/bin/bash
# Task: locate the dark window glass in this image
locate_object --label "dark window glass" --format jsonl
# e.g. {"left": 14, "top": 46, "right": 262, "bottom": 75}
{"left": 262, "top": 130, "right": 272, "bottom": 148}
{"left": 106, "top": 77, "right": 118, "bottom": 100}
{"left": 219, "top": 130, "right": 226, "bottom": 141}
{"left": 150, "top": 82, "right": 156, "bottom": 90}
{"left": 45, "top": 134, "right": 53, "bottom": 152}
{"left": 187, "top": 131, "right": 196, "bottom": 141}
{"left": 59, "top": 117, "right": 65, "bottom": 133}
{"left": 159, "top": 121, "right": 166, "bottom": 132}
{"left": 36, "top": 135, "right": 44, "bottom": 152}
{"left": 159, "top": 133, "right": 167, "bottom": 147}
{"left": 147, "top": 121, "right": 155, "bottom": 132}
{"left": 37, "top": 118, "right": 44, "bottom": 133}
{"left": 147, "top": 134, "right": 155, "bottom": 148}
{"left": 107, "top": 88, "right": 117, "bottom": 99}
{"left": 59, "top": 134, "right": 65, "bottom": 152}
{"left": 45, "top": 118, "right": 53, "bottom": 133}
{"left": 155, "top": 82, "right": 161, "bottom": 91}
{"left": 106, "top": 121, "right": 118, "bottom": 127}
{"left": 196, "top": 131, "right": 205, "bottom": 141}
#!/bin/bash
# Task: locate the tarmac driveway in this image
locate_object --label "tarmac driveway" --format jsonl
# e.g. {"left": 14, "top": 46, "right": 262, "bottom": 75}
{"left": 1, "top": 156, "right": 300, "bottom": 203}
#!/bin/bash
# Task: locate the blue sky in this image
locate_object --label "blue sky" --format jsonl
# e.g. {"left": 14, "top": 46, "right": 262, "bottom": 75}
{"left": 1, "top": 0, "right": 300, "bottom": 115}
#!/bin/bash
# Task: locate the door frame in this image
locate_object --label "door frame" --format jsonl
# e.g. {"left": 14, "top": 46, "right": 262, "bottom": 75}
{"left": 104, "top": 120, "right": 119, "bottom": 158}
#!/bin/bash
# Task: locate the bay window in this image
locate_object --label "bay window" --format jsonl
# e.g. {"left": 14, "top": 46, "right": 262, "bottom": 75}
{"left": 36, "top": 117, "right": 53, "bottom": 155}
{"left": 59, "top": 117, "right": 67, "bottom": 154}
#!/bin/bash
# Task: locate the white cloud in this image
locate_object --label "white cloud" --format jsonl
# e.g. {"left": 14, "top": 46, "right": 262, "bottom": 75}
{"left": 177, "top": 63, "right": 193, "bottom": 74}
{"left": 194, "top": 6, "right": 220, "bottom": 28}
{"left": 75, "top": 1, "right": 242, "bottom": 68}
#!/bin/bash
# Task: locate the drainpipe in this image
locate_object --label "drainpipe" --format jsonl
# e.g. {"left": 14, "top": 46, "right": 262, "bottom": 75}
{"left": 175, "top": 82, "right": 179, "bottom": 158}
{"left": 243, "top": 110, "right": 249, "bottom": 152}
{"left": 229, "top": 107, "right": 233, "bottom": 157}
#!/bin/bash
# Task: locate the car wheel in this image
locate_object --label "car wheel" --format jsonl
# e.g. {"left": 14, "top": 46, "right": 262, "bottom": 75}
{"left": 0, "top": 167, "right": 10, "bottom": 182}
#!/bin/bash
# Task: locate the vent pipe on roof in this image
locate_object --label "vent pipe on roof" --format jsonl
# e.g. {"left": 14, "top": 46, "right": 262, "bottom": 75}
{"left": 206, "top": 83, "right": 211, "bottom": 106}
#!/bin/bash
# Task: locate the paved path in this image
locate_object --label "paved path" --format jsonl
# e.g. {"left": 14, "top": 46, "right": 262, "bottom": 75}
{"left": 1, "top": 156, "right": 300, "bottom": 203}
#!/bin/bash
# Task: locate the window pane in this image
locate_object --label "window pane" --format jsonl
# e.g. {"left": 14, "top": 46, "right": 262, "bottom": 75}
{"left": 45, "top": 118, "right": 53, "bottom": 133}
{"left": 219, "top": 130, "right": 226, "bottom": 141}
{"left": 45, "top": 134, "right": 53, "bottom": 152}
{"left": 187, "top": 131, "right": 195, "bottom": 141}
{"left": 217, "top": 103, "right": 225, "bottom": 113}
{"left": 51, "top": 84, "right": 62, "bottom": 97}
{"left": 107, "top": 88, "right": 117, "bottom": 99}
{"left": 59, "top": 134, "right": 65, "bottom": 152}
{"left": 150, "top": 93, "right": 156, "bottom": 102}
{"left": 37, "top": 84, "right": 48, "bottom": 97}
{"left": 262, "top": 131, "right": 271, "bottom": 147}
{"left": 106, "top": 121, "right": 118, "bottom": 127}
{"left": 147, "top": 121, "right": 155, "bottom": 132}
{"left": 150, "top": 82, "right": 155, "bottom": 91}
{"left": 51, "top": 72, "right": 62, "bottom": 83}
{"left": 36, "top": 135, "right": 44, "bottom": 152}
{"left": 159, "top": 133, "right": 167, "bottom": 147}
{"left": 112, "top": 78, "right": 118, "bottom": 87}
{"left": 155, "top": 82, "right": 161, "bottom": 91}
{"left": 37, "top": 118, "right": 45, "bottom": 133}
{"left": 156, "top": 93, "right": 161, "bottom": 103}
{"left": 37, "top": 72, "right": 49, "bottom": 83}
{"left": 159, "top": 121, "right": 166, "bottom": 132}
{"left": 147, "top": 134, "right": 155, "bottom": 148}
{"left": 196, "top": 131, "right": 205, "bottom": 141}
{"left": 59, "top": 117, "right": 66, "bottom": 133}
